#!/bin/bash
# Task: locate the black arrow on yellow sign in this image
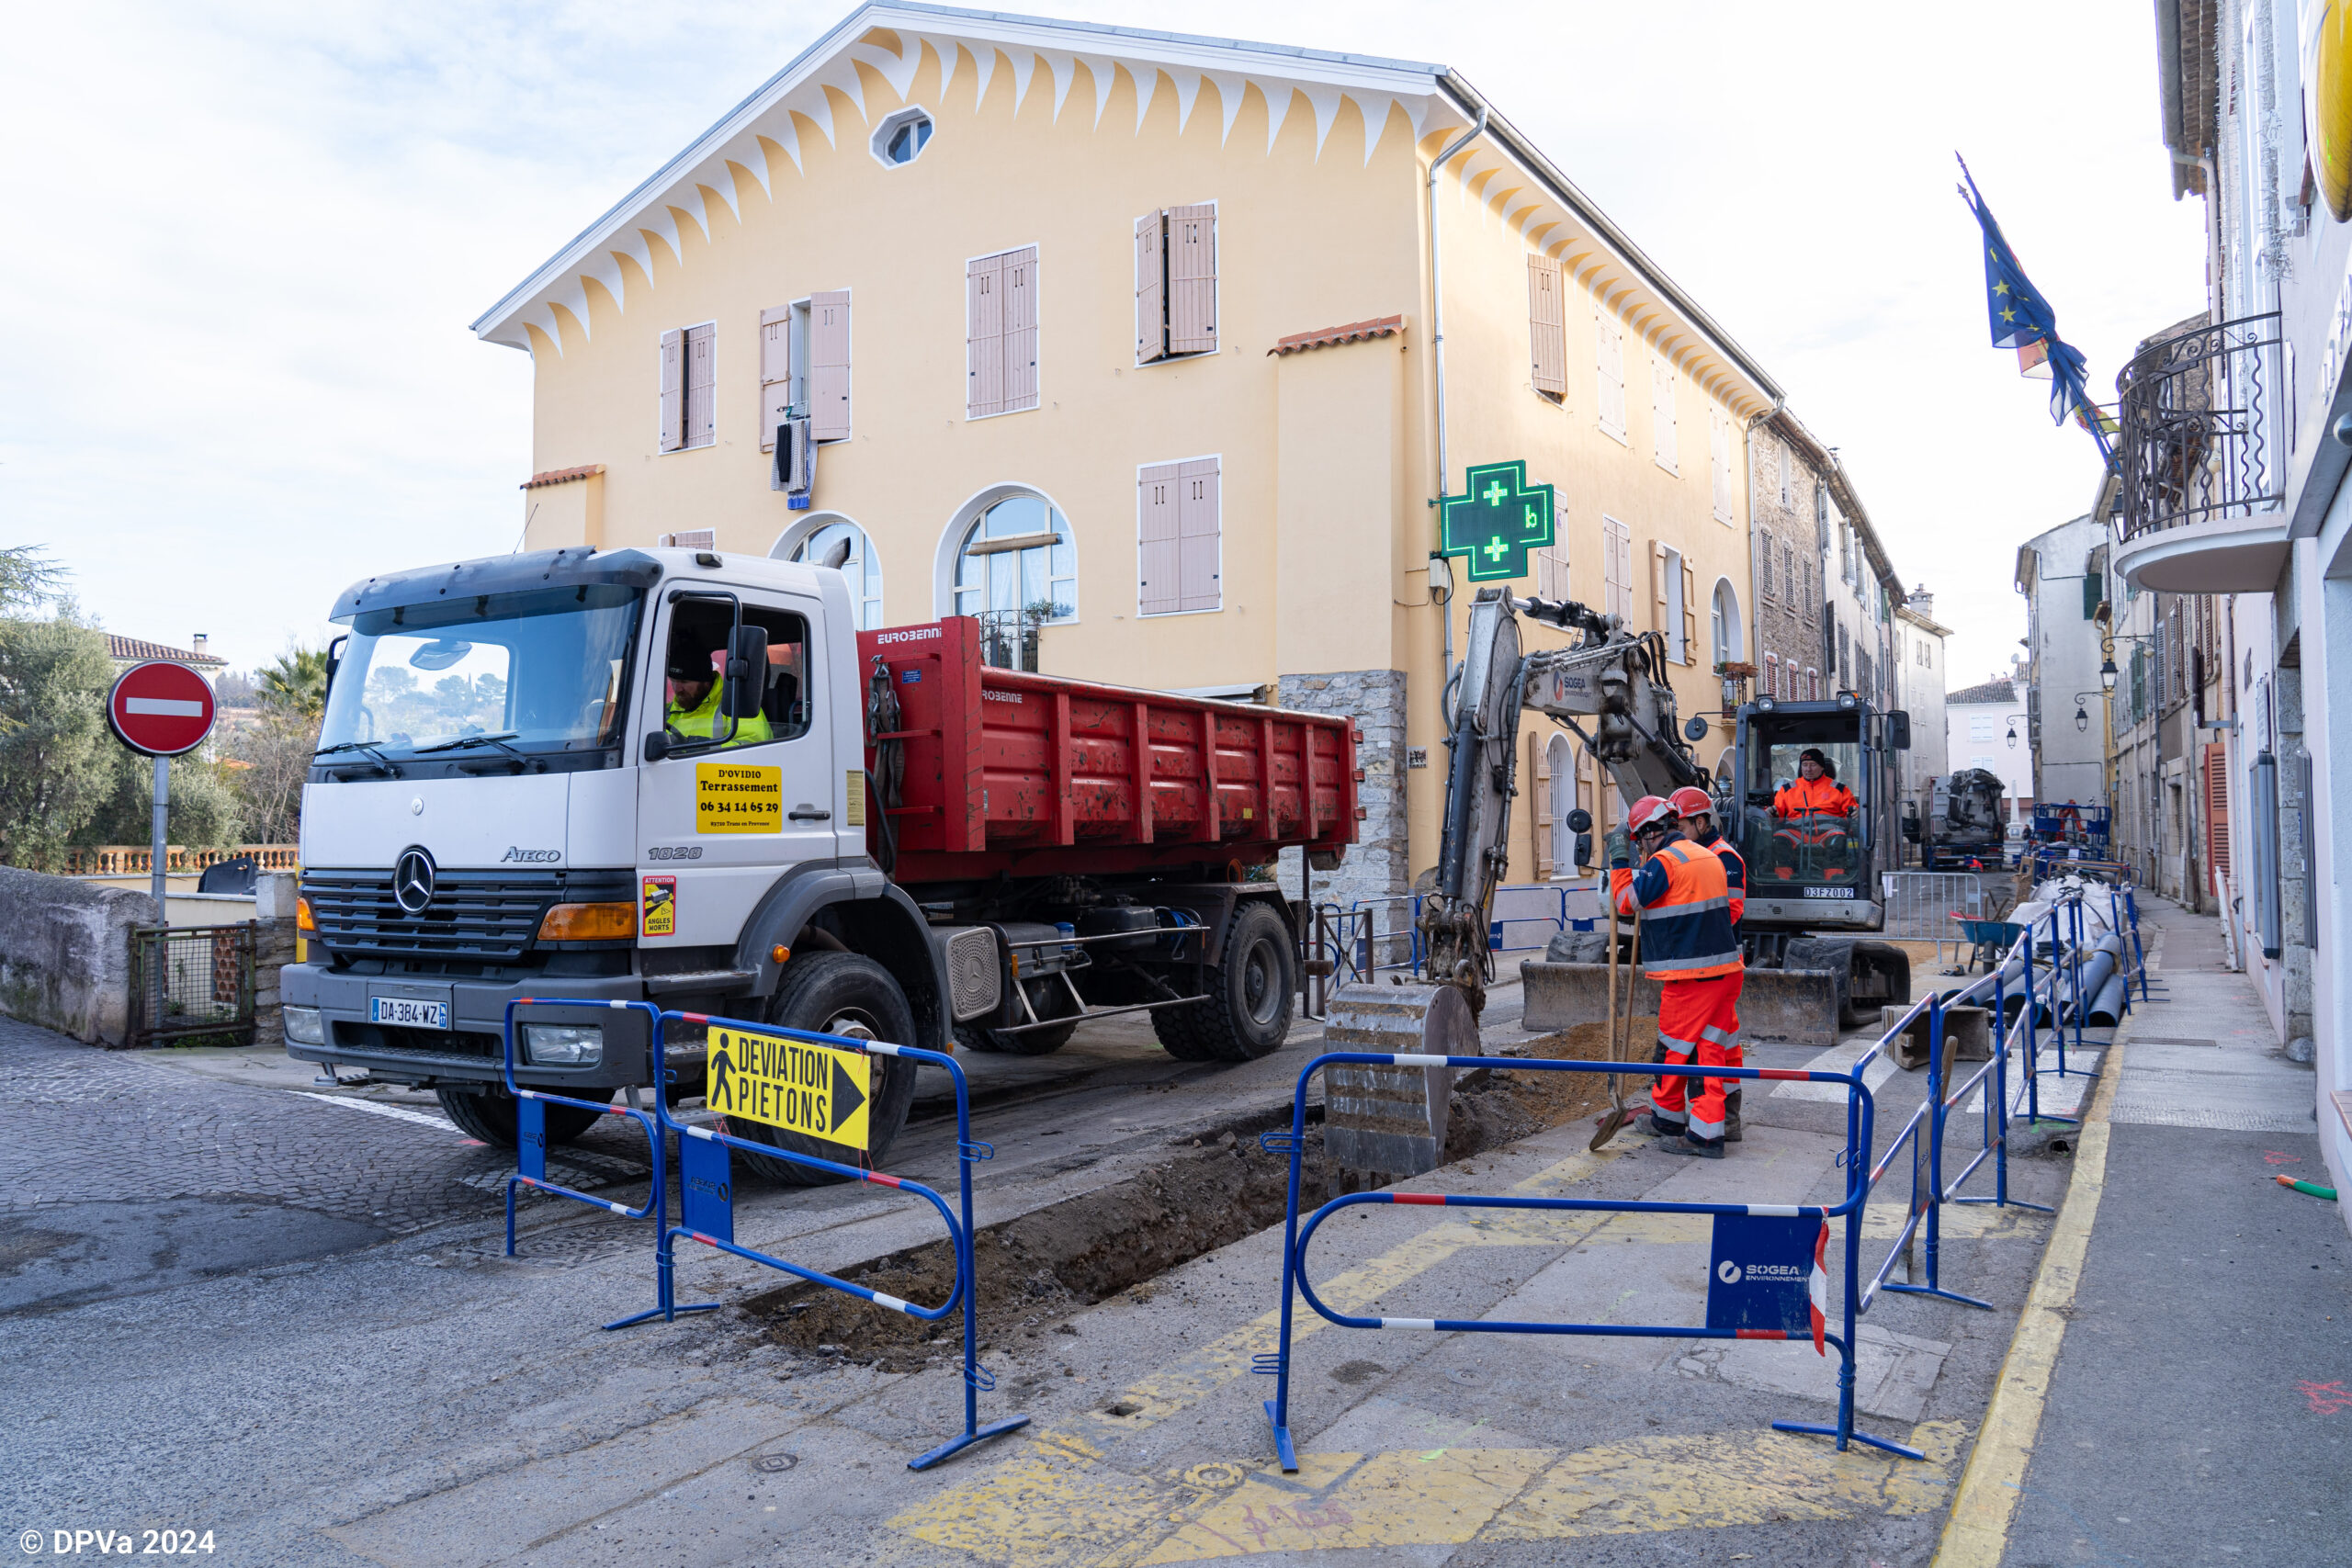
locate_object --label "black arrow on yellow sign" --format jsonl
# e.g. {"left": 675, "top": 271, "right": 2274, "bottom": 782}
{"left": 831, "top": 1055, "right": 865, "bottom": 1129}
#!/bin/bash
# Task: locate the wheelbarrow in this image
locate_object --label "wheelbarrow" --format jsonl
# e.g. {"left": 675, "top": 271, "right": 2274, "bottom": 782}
{"left": 1951, "top": 916, "right": 2026, "bottom": 975}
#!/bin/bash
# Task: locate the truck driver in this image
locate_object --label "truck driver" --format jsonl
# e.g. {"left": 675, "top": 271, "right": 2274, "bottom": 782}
{"left": 664, "top": 644, "right": 773, "bottom": 750}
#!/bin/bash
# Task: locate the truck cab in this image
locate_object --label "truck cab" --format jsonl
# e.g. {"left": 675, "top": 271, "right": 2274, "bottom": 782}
{"left": 281, "top": 546, "right": 1353, "bottom": 1172}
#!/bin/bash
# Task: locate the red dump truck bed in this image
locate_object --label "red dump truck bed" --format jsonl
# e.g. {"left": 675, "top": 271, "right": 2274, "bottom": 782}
{"left": 855, "top": 618, "right": 1360, "bottom": 885}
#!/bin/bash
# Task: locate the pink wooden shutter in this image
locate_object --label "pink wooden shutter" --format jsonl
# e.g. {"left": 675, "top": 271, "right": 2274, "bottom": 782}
{"left": 1137, "top": 462, "right": 1181, "bottom": 615}
{"left": 1001, "top": 246, "right": 1039, "bottom": 412}
{"left": 967, "top": 255, "right": 1002, "bottom": 418}
{"left": 759, "top": 307, "right": 792, "bottom": 451}
{"left": 658, "top": 328, "right": 683, "bottom": 453}
{"left": 809, "top": 289, "right": 851, "bottom": 441}
{"left": 1527, "top": 256, "right": 1566, "bottom": 396}
{"left": 1167, "top": 205, "right": 1216, "bottom": 355}
{"left": 1136, "top": 211, "right": 1166, "bottom": 362}
{"left": 684, "top": 323, "right": 716, "bottom": 448}
{"left": 1177, "top": 457, "right": 1220, "bottom": 612}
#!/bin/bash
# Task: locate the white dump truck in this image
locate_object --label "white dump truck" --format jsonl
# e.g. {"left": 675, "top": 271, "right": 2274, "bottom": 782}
{"left": 280, "top": 546, "right": 1358, "bottom": 1178}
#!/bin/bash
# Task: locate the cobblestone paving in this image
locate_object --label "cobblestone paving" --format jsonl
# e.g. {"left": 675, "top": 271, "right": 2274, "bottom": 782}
{"left": 0, "top": 1017, "right": 651, "bottom": 1236}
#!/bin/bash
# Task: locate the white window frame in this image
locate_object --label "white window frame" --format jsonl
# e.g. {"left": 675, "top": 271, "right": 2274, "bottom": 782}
{"left": 1595, "top": 307, "right": 1628, "bottom": 445}
{"left": 771, "top": 513, "right": 884, "bottom": 630}
{"left": 870, "top": 106, "right": 936, "bottom": 168}
{"left": 1135, "top": 452, "right": 1223, "bottom": 618}
{"left": 967, "top": 242, "right": 1043, "bottom": 422}
{"left": 933, "top": 481, "right": 1080, "bottom": 626}
{"left": 661, "top": 318, "right": 718, "bottom": 455}
{"left": 1134, "top": 199, "right": 1220, "bottom": 369}
{"left": 1651, "top": 351, "right": 1679, "bottom": 476}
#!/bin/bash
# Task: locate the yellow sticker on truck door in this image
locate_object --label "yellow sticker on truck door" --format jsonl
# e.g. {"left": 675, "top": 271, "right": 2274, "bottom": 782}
{"left": 695, "top": 762, "right": 782, "bottom": 833}
{"left": 707, "top": 1024, "right": 871, "bottom": 1148}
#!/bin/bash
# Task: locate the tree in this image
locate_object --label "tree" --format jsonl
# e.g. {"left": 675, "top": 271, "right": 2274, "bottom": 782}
{"left": 74, "top": 743, "right": 243, "bottom": 853}
{"left": 258, "top": 647, "right": 330, "bottom": 720}
{"left": 0, "top": 613, "right": 114, "bottom": 869}
{"left": 0, "top": 546, "right": 64, "bottom": 615}
{"left": 221, "top": 706, "right": 315, "bottom": 844}
{"left": 221, "top": 642, "right": 332, "bottom": 845}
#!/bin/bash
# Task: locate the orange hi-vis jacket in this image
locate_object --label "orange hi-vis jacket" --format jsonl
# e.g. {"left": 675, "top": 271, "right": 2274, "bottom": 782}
{"left": 1611, "top": 837, "right": 1743, "bottom": 981}
{"left": 1772, "top": 774, "right": 1857, "bottom": 818}
{"left": 1690, "top": 825, "right": 1746, "bottom": 926}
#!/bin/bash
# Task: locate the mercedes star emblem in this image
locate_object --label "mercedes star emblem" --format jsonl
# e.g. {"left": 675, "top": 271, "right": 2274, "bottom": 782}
{"left": 393, "top": 847, "right": 436, "bottom": 916}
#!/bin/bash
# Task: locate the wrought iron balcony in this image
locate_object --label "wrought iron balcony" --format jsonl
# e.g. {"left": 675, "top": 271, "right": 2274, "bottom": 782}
{"left": 2112, "top": 311, "right": 2291, "bottom": 592}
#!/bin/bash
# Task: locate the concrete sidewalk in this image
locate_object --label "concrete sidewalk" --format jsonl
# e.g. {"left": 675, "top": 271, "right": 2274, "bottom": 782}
{"left": 1949, "top": 897, "right": 2352, "bottom": 1568}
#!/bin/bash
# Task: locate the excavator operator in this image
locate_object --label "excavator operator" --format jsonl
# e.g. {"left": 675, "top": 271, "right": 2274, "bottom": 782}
{"left": 1612, "top": 795, "right": 1746, "bottom": 1159}
{"left": 1773, "top": 749, "right": 1857, "bottom": 818}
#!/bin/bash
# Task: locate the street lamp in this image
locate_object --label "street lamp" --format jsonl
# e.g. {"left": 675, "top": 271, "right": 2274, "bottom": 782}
{"left": 2099, "top": 655, "right": 2117, "bottom": 693}
{"left": 2004, "top": 713, "right": 2027, "bottom": 750}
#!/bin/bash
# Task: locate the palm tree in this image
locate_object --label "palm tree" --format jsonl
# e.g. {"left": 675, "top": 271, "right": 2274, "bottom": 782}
{"left": 258, "top": 647, "right": 330, "bottom": 719}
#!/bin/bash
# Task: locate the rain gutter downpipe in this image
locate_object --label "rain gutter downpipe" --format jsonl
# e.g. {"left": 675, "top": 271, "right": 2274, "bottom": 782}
{"left": 1428, "top": 107, "right": 1487, "bottom": 707}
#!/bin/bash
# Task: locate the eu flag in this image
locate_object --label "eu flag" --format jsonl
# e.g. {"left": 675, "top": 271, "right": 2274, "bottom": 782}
{"left": 1958, "top": 157, "right": 2112, "bottom": 465}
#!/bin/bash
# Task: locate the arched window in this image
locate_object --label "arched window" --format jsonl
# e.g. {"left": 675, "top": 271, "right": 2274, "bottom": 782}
{"left": 945, "top": 490, "right": 1077, "bottom": 671}
{"left": 1711, "top": 578, "right": 1743, "bottom": 669}
{"left": 1546, "top": 733, "right": 1577, "bottom": 877}
{"left": 952, "top": 492, "right": 1076, "bottom": 622}
{"left": 777, "top": 517, "right": 883, "bottom": 629}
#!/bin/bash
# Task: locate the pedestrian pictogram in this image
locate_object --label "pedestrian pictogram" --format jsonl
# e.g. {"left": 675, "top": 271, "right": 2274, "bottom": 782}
{"left": 1438, "top": 460, "right": 1556, "bottom": 583}
{"left": 708, "top": 1024, "right": 871, "bottom": 1147}
{"left": 107, "top": 660, "right": 218, "bottom": 757}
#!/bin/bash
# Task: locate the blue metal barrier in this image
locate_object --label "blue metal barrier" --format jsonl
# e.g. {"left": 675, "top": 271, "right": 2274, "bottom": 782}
{"left": 1256, "top": 1051, "right": 1919, "bottom": 1472}
{"left": 651, "top": 1009, "right": 1028, "bottom": 1471}
{"left": 500, "top": 998, "right": 709, "bottom": 1332}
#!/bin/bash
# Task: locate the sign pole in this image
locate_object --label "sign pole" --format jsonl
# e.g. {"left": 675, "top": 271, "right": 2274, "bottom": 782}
{"left": 151, "top": 755, "right": 171, "bottom": 923}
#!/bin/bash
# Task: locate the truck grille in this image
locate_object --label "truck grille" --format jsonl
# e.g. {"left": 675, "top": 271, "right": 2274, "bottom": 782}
{"left": 303, "top": 869, "right": 616, "bottom": 962}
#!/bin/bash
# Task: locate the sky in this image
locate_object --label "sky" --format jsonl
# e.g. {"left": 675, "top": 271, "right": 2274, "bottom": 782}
{"left": 1, "top": 1, "right": 2207, "bottom": 688}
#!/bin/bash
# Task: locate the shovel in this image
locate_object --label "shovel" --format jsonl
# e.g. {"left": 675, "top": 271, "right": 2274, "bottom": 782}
{"left": 1589, "top": 901, "right": 1642, "bottom": 1150}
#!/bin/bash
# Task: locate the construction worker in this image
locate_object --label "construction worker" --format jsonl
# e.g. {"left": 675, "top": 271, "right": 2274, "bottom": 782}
{"left": 1773, "top": 748, "right": 1857, "bottom": 818}
{"left": 665, "top": 646, "right": 773, "bottom": 750}
{"left": 1669, "top": 784, "right": 1746, "bottom": 1142}
{"left": 1611, "top": 795, "right": 1746, "bottom": 1159}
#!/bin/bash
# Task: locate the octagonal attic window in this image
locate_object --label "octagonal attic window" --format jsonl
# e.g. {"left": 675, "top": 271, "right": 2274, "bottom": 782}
{"left": 873, "top": 107, "right": 933, "bottom": 168}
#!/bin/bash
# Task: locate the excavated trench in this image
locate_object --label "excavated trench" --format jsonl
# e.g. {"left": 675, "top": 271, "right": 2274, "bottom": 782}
{"left": 741, "top": 1024, "right": 1634, "bottom": 1370}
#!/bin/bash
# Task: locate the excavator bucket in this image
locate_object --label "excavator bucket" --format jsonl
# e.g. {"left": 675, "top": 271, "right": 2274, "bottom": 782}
{"left": 1320, "top": 983, "right": 1476, "bottom": 1188}
{"left": 1518, "top": 961, "right": 1843, "bottom": 1049}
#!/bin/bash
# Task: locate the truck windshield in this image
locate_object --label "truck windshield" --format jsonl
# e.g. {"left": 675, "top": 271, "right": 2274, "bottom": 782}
{"left": 319, "top": 585, "right": 642, "bottom": 758}
{"left": 1739, "top": 730, "right": 1865, "bottom": 891}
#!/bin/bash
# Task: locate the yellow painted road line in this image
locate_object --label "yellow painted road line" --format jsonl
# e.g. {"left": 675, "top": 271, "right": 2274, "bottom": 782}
{"left": 1933, "top": 1028, "right": 2128, "bottom": 1568}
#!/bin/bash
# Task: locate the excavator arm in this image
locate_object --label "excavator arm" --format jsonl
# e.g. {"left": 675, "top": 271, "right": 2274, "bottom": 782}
{"left": 1420, "top": 589, "right": 1707, "bottom": 1013}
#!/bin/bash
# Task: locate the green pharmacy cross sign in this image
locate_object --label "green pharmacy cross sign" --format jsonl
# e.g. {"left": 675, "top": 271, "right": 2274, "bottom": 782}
{"left": 1440, "top": 460, "right": 1556, "bottom": 583}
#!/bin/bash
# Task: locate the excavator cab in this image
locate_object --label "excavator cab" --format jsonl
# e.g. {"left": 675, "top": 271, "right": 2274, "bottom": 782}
{"left": 1729, "top": 695, "right": 1905, "bottom": 942}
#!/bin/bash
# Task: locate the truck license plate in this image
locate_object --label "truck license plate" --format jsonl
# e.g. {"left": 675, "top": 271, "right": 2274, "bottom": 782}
{"left": 370, "top": 997, "right": 449, "bottom": 1029}
{"left": 1801, "top": 887, "right": 1854, "bottom": 900}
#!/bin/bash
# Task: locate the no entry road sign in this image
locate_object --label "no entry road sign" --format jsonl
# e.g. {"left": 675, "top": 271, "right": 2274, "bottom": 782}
{"left": 107, "top": 660, "right": 218, "bottom": 757}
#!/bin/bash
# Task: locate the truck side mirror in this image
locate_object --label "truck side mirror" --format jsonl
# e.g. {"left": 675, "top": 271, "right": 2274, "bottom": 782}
{"left": 723, "top": 626, "right": 770, "bottom": 719}
{"left": 1566, "top": 807, "right": 1593, "bottom": 834}
{"left": 1887, "top": 711, "right": 1912, "bottom": 750}
{"left": 1573, "top": 832, "right": 1594, "bottom": 869}
{"left": 323, "top": 634, "right": 348, "bottom": 705}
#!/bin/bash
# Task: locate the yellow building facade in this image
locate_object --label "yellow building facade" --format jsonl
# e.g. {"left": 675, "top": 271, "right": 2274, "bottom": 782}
{"left": 478, "top": 4, "right": 1779, "bottom": 907}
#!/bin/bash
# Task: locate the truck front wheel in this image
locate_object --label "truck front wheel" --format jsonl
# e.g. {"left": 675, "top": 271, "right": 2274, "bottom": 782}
{"left": 1151, "top": 901, "right": 1295, "bottom": 1063}
{"left": 729, "top": 952, "right": 920, "bottom": 1186}
{"left": 435, "top": 1085, "right": 608, "bottom": 1148}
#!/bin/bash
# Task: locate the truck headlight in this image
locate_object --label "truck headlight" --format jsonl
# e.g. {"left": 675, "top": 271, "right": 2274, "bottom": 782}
{"left": 522, "top": 1023, "right": 603, "bottom": 1066}
{"left": 284, "top": 1006, "right": 324, "bottom": 1046}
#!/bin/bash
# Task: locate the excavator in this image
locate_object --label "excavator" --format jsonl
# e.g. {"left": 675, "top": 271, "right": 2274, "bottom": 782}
{"left": 1320, "top": 588, "right": 1914, "bottom": 1184}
